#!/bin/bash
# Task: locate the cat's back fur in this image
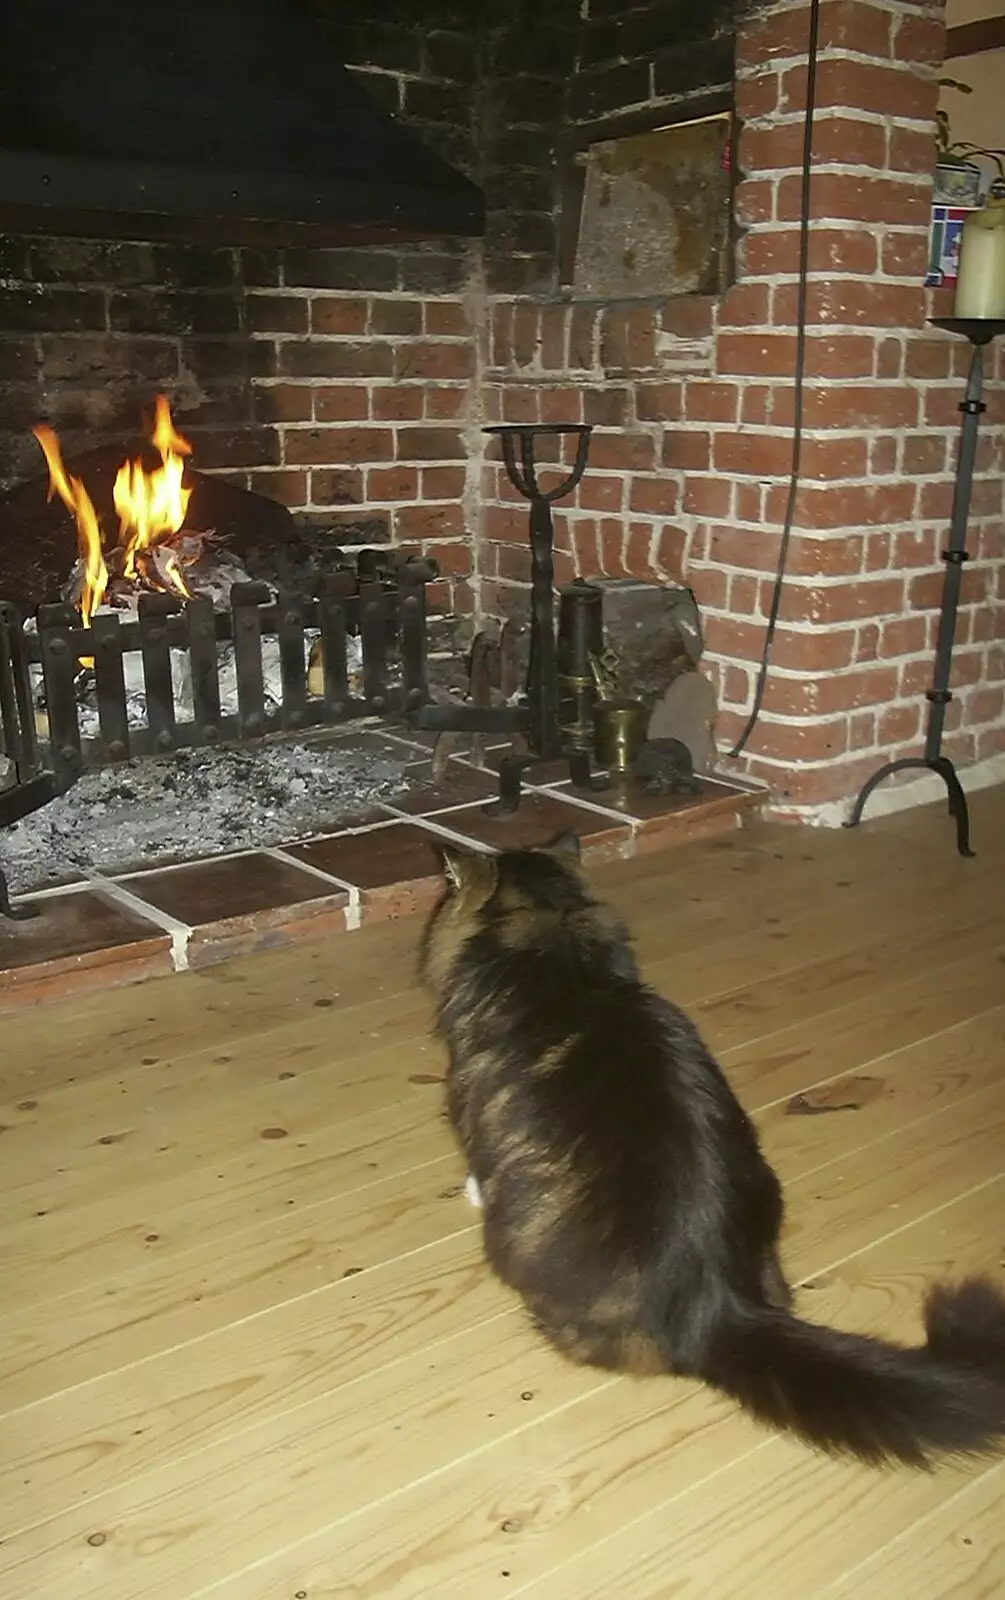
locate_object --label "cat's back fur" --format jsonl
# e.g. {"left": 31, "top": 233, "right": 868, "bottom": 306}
{"left": 420, "top": 836, "right": 1005, "bottom": 1469}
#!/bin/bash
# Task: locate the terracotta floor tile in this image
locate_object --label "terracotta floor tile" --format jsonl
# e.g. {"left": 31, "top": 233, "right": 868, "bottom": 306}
{"left": 187, "top": 901, "right": 353, "bottom": 969}
{"left": 358, "top": 877, "right": 445, "bottom": 926}
{"left": 0, "top": 887, "right": 169, "bottom": 973}
{"left": 121, "top": 852, "right": 347, "bottom": 927}
{"left": 384, "top": 759, "right": 499, "bottom": 816}
{"left": 529, "top": 760, "right": 605, "bottom": 788}
{"left": 633, "top": 787, "right": 761, "bottom": 852}
{"left": 431, "top": 791, "right": 632, "bottom": 856}
{"left": 287, "top": 821, "right": 448, "bottom": 891}
{"left": 549, "top": 774, "right": 746, "bottom": 822}
{"left": 0, "top": 887, "right": 173, "bottom": 1008}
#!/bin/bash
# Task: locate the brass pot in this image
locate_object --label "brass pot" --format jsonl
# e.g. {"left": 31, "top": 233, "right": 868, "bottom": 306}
{"left": 592, "top": 699, "right": 649, "bottom": 774}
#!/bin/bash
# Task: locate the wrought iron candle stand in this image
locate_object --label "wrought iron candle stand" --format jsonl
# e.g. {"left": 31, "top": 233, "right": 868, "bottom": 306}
{"left": 412, "top": 422, "right": 608, "bottom": 814}
{"left": 845, "top": 317, "right": 1005, "bottom": 856}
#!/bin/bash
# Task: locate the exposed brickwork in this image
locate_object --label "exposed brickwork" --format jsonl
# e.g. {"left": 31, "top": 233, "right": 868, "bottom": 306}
{"left": 480, "top": 0, "right": 1005, "bottom": 813}
{"left": 699, "top": 0, "right": 1004, "bottom": 806}
{"left": 0, "top": 0, "right": 493, "bottom": 628}
{"left": 0, "top": 242, "right": 478, "bottom": 623}
{"left": 2, "top": 0, "right": 1003, "bottom": 818}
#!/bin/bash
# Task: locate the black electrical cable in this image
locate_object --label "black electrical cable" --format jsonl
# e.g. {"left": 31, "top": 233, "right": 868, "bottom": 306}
{"left": 728, "top": 0, "right": 822, "bottom": 758}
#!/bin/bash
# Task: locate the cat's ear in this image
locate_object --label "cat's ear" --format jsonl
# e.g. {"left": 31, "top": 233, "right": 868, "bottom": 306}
{"left": 441, "top": 845, "right": 497, "bottom": 895}
{"left": 441, "top": 845, "right": 470, "bottom": 892}
{"left": 543, "top": 830, "right": 582, "bottom": 863}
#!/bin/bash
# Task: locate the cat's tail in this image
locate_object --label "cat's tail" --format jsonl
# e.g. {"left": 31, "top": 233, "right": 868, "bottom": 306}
{"left": 698, "top": 1277, "right": 1005, "bottom": 1468}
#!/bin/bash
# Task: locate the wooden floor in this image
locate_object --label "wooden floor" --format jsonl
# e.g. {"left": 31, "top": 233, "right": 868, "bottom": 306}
{"left": 2, "top": 789, "right": 1004, "bottom": 1600}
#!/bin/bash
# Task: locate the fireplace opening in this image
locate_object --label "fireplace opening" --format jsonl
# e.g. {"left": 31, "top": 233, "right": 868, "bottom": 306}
{"left": 0, "top": 396, "right": 438, "bottom": 903}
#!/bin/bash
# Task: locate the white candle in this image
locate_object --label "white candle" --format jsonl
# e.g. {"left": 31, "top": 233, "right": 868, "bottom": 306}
{"left": 955, "top": 183, "right": 1005, "bottom": 319}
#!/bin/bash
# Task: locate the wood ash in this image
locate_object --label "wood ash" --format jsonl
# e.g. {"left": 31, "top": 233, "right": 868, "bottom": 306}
{"left": 2, "top": 736, "right": 410, "bottom": 895}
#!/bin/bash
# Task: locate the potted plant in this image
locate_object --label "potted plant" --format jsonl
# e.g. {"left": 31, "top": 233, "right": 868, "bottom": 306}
{"left": 935, "top": 78, "right": 981, "bottom": 206}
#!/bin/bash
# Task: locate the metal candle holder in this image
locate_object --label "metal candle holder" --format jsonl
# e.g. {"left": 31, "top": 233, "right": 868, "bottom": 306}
{"left": 845, "top": 317, "right": 1005, "bottom": 856}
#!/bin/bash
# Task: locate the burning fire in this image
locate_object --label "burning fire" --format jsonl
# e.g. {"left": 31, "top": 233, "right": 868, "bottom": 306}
{"left": 30, "top": 431, "right": 108, "bottom": 628}
{"left": 33, "top": 395, "right": 196, "bottom": 628}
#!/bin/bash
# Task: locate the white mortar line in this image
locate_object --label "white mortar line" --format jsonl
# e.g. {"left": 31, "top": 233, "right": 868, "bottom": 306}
{"left": 526, "top": 786, "right": 643, "bottom": 824}
{"left": 84, "top": 873, "right": 193, "bottom": 973}
{"left": 5, "top": 878, "right": 93, "bottom": 903}
{"left": 262, "top": 846, "right": 362, "bottom": 931}
{"left": 400, "top": 813, "right": 497, "bottom": 852}
{"left": 382, "top": 797, "right": 478, "bottom": 822}
{"left": 377, "top": 729, "right": 440, "bottom": 754}
{"left": 115, "top": 846, "right": 257, "bottom": 882}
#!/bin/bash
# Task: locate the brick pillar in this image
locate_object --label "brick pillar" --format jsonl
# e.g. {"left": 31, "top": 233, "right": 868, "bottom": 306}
{"left": 690, "top": 0, "right": 1005, "bottom": 815}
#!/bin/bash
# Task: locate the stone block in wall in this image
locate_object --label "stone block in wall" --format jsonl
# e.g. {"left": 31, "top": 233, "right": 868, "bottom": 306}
{"left": 292, "top": 512, "right": 391, "bottom": 544}
{"left": 569, "top": 60, "right": 653, "bottom": 124}
{"left": 591, "top": 576, "right": 704, "bottom": 706}
{"left": 582, "top": 5, "right": 730, "bottom": 69}
{"left": 424, "top": 30, "right": 478, "bottom": 82}
{"left": 284, "top": 249, "right": 400, "bottom": 293}
{"left": 326, "top": 18, "right": 424, "bottom": 76}
{"left": 398, "top": 248, "right": 472, "bottom": 296}
{"left": 485, "top": 255, "right": 557, "bottom": 297}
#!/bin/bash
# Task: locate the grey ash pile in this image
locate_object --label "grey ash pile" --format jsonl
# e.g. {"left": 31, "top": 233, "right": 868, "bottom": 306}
{"left": 3, "top": 738, "right": 409, "bottom": 895}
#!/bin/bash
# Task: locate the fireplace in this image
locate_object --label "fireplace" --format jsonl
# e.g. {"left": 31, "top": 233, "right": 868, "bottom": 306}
{"left": 0, "top": 403, "right": 437, "bottom": 915}
{"left": 2, "top": 0, "right": 1003, "bottom": 997}
{"left": 0, "top": 399, "right": 433, "bottom": 750}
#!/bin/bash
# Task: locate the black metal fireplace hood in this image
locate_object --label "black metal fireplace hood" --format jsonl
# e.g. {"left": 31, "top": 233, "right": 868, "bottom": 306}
{"left": 0, "top": 0, "right": 485, "bottom": 246}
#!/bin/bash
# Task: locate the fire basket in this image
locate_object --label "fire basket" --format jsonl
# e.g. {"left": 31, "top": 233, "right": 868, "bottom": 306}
{"left": 0, "top": 557, "right": 433, "bottom": 918}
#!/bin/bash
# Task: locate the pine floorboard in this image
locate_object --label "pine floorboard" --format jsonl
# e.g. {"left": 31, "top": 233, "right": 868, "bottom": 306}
{"left": 1, "top": 787, "right": 1003, "bottom": 1599}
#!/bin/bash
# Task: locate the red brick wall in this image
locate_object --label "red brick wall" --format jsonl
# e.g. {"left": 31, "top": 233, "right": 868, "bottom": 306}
{"left": 714, "top": 0, "right": 1005, "bottom": 809}
{"left": 0, "top": 0, "right": 579, "bottom": 634}
{"left": 481, "top": 295, "right": 718, "bottom": 619}
{"left": 481, "top": 0, "right": 1005, "bottom": 813}
{"left": 0, "top": 241, "right": 479, "bottom": 627}
{"left": 242, "top": 277, "right": 477, "bottom": 627}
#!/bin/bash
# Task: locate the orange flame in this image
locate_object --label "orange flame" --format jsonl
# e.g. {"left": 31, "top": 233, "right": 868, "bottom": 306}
{"left": 33, "top": 396, "right": 195, "bottom": 635}
{"left": 114, "top": 395, "right": 192, "bottom": 586}
{"left": 32, "top": 425, "right": 109, "bottom": 628}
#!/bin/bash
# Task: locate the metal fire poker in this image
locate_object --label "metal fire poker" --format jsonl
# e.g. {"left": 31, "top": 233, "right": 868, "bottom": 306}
{"left": 845, "top": 317, "right": 1005, "bottom": 856}
{"left": 411, "top": 423, "right": 607, "bottom": 814}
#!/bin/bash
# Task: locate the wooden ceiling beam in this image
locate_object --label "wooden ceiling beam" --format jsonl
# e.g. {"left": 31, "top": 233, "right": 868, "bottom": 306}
{"left": 945, "top": 16, "right": 1005, "bottom": 59}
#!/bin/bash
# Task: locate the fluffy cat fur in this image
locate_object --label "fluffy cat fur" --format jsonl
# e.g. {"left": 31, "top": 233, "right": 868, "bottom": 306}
{"left": 419, "top": 834, "right": 1005, "bottom": 1470}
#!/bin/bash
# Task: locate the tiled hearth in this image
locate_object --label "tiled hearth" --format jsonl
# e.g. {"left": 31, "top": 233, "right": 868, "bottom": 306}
{"left": 0, "top": 724, "right": 758, "bottom": 1009}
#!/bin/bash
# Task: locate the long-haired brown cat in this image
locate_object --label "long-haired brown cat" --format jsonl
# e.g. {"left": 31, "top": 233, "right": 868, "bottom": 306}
{"left": 420, "top": 833, "right": 1005, "bottom": 1469}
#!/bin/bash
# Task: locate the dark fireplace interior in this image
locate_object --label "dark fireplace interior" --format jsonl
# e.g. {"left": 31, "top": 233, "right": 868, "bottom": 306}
{"left": 0, "top": 0, "right": 485, "bottom": 244}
